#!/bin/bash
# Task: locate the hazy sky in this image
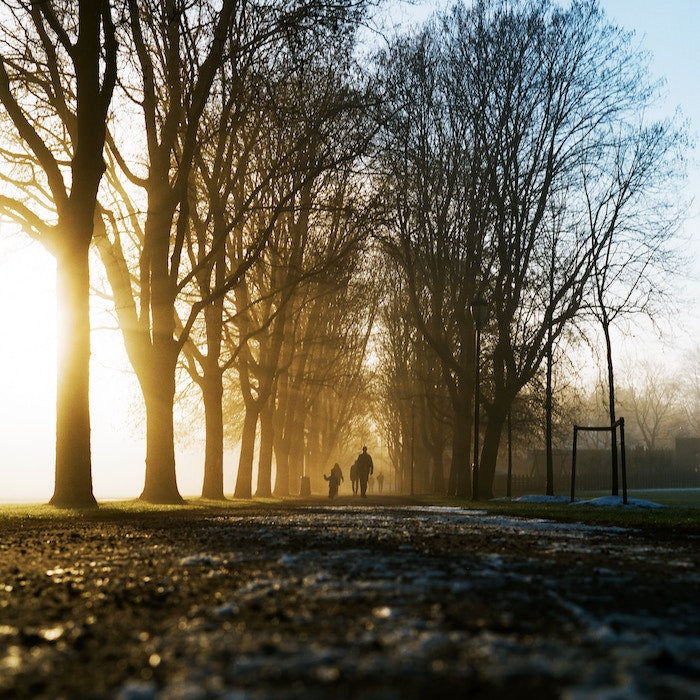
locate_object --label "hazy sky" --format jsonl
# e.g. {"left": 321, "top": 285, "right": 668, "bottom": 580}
{"left": 579, "top": 0, "right": 700, "bottom": 356}
{"left": 0, "top": 0, "right": 698, "bottom": 501}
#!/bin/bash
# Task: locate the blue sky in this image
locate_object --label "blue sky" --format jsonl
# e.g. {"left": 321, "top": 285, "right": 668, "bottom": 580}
{"left": 599, "top": 1, "right": 700, "bottom": 344}
{"left": 394, "top": 0, "right": 700, "bottom": 347}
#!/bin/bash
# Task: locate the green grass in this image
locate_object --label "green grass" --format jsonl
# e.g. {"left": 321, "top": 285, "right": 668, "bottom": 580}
{"left": 479, "top": 500, "right": 700, "bottom": 535}
{"left": 617, "top": 489, "right": 700, "bottom": 508}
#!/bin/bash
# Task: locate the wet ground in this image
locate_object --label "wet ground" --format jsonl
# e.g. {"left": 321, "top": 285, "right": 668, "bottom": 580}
{"left": 0, "top": 500, "right": 697, "bottom": 698}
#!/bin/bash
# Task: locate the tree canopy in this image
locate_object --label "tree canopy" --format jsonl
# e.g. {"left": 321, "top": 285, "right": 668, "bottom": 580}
{"left": 0, "top": 0, "right": 689, "bottom": 503}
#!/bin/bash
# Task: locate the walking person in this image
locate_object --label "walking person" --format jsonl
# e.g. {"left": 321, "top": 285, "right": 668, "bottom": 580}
{"left": 377, "top": 472, "right": 384, "bottom": 493}
{"left": 324, "top": 462, "right": 344, "bottom": 499}
{"left": 355, "top": 446, "right": 374, "bottom": 498}
{"left": 350, "top": 460, "right": 359, "bottom": 495}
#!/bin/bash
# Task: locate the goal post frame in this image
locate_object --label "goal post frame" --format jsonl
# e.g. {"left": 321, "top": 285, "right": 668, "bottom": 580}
{"left": 571, "top": 418, "right": 627, "bottom": 504}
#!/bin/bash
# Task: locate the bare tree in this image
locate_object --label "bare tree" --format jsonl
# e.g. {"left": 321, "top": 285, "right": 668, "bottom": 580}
{"left": 375, "top": 21, "right": 489, "bottom": 497}
{"left": 95, "top": 0, "right": 374, "bottom": 503}
{"left": 582, "top": 115, "right": 686, "bottom": 490}
{"left": 0, "top": 0, "right": 117, "bottom": 507}
{"left": 89, "top": 0, "right": 240, "bottom": 503}
{"left": 618, "top": 360, "right": 682, "bottom": 450}
{"left": 447, "top": 0, "right": 686, "bottom": 498}
{"left": 374, "top": 0, "right": 687, "bottom": 501}
{"left": 681, "top": 346, "right": 700, "bottom": 436}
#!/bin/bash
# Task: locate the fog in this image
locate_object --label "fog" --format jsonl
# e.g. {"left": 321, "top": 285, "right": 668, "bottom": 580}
{"left": 0, "top": 0, "right": 698, "bottom": 502}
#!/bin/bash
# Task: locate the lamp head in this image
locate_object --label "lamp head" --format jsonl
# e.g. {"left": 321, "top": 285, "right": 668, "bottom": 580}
{"left": 470, "top": 293, "right": 489, "bottom": 330}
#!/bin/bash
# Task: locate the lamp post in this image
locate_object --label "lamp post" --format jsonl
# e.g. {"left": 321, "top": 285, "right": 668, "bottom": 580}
{"left": 507, "top": 408, "right": 513, "bottom": 498}
{"left": 410, "top": 400, "right": 415, "bottom": 496}
{"left": 470, "top": 293, "right": 488, "bottom": 501}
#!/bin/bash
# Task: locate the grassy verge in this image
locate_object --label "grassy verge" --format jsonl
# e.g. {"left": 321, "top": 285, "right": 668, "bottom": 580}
{"left": 477, "top": 500, "right": 700, "bottom": 536}
{"left": 420, "top": 491, "right": 700, "bottom": 534}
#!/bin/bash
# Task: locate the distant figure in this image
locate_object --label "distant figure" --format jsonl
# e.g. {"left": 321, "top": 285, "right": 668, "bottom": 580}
{"left": 368, "top": 474, "right": 374, "bottom": 493}
{"left": 350, "top": 460, "right": 359, "bottom": 495}
{"left": 324, "top": 462, "right": 344, "bottom": 499}
{"left": 377, "top": 472, "right": 384, "bottom": 493}
{"left": 355, "top": 446, "right": 374, "bottom": 498}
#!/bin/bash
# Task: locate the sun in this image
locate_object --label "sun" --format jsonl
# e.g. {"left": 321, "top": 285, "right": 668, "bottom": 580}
{"left": 0, "top": 232, "right": 214, "bottom": 501}
{"left": 0, "top": 236, "right": 56, "bottom": 501}
{"left": 0, "top": 234, "right": 146, "bottom": 501}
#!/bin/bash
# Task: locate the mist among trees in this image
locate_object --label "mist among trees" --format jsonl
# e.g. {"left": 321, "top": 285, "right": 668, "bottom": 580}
{"left": 0, "top": 0, "right": 693, "bottom": 506}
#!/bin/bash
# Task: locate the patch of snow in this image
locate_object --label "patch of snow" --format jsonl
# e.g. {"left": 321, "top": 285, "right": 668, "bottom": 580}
{"left": 178, "top": 554, "right": 222, "bottom": 567}
{"left": 403, "top": 506, "right": 489, "bottom": 517}
{"left": 580, "top": 496, "right": 665, "bottom": 509}
{"left": 513, "top": 495, "right": 572, "bottom": 504}
{"left": 115, "top": 681, "right": 157, "bottom": 700}
{"left": 214, "top": 603, "right": 239, "bottom": 619}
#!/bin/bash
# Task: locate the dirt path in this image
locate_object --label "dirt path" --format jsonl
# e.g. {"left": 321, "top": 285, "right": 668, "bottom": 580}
{"left": 0, "top": 502, "right": 697, "bottom": 698}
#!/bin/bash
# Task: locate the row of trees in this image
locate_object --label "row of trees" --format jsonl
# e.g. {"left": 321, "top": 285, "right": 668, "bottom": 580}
{"left": 0, "top": 0, "right": 379, "bottom": 505}
{"left": 378, "top": 344, "right": 700, "bottom": 496}
{"left": 0, "top": 0, "right": 688, "bottom": 505}
{"left": 372, "top": 0, "right": 687, "bottom": 498}
{"left": 587, "top": 353, "right": 700, "bottom": 451}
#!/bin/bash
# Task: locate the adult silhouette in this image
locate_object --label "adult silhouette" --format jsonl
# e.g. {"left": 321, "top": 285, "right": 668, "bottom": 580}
{"left": 350, "top": 460, "right": 359, "bottom": 495}
{"left": 355, "top": 446, "right": 374, "bottom": 498}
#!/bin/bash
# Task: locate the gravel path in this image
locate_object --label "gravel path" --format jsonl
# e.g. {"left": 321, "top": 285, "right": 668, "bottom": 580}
{"left": 0, "top": 502, "right": 697, "bottom": 698}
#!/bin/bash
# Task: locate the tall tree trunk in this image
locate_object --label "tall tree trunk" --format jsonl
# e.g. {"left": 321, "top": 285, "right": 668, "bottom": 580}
{"left": 602, "top": 319, "right": 619, "bottom": 494}
{"left": 15, "top": 1, "right": 117, "bottom": 507}
{"left": 430, "top": 446, "right": 445, "bottom": 494}
{"left": 273, "top": 437, "right": 290, "bottom": 496}
{"left": 253, "top": 312, "right": 285, "bottom": 497}
{"left": 139, "top": 205, "right": 183, "bottom": 503}
{"left": 306, "top": 399, "right": 322, "bottom": 486}
{"left": 273, "top": 367, "right": 290, "bottom": 496}
{"left": 288, "top": 411, "right": 305, "bottom": 494}
{"left": 479, "top": 398, "right": 509, "bottom": 500}
{"left": 277, "top": 352, "right": 307, "bottom": 495}
{"left": 387, "top": 433, "right": 399, "bottom": 493}
{"left": 201, "top": 368, "right": 225, "bottom": 499}
{"left": 200, "top": 259, "right": 225, "bottom": 499}
{"left": 256, "top": 399, "right": 275, "bottom": 497}
{"left": 545, "top": 242, "right": 555, "bottom": 495}
{"left": 234, "top": 406, "right": 258, "bottom": 498}
{"left": 97, "top": 220, "right": 184, "bottom": 505}
{"left": 447, "top": 402, "right": 470, "bottom": 497}
{"left": 50, "top": 235, "right": 96, "bottom": 507}
{"left": 140, "top": 342, "right": 183, "bottom": 503}
{"left": 545, "top": 332, "right": 554, "bottom": 495}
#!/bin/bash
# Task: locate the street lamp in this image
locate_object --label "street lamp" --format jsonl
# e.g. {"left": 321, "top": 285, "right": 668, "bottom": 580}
{"left": 410, "top": 400, "right": 415, "bottom": 496}
{"left": 470, "top": 293, "right": 488, "bottom": 501}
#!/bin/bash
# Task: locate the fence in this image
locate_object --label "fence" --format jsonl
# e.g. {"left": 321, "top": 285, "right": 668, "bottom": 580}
{"left": 492, "top": 445, "right": 699, "bottom": 497}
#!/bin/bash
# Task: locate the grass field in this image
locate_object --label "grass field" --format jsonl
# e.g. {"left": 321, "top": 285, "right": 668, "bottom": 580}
{"left": 478, "top": 489, "right": 700, "bottom": 534}
{"left": 609, "top": 488, "right": 700, "bottom": 507}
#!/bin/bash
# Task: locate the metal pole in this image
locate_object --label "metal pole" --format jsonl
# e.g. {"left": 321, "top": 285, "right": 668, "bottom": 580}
{"left": 507, "top": 409, "right": 512, "bottom": 498}
{"left": 571, "top": 426, "right": 578, "bottom": 503}
{"left": 620, "top": 417, "right": 628, "bottom": 505}
{"left": 472, "top": 326, "right": 481, "bottom": 501}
